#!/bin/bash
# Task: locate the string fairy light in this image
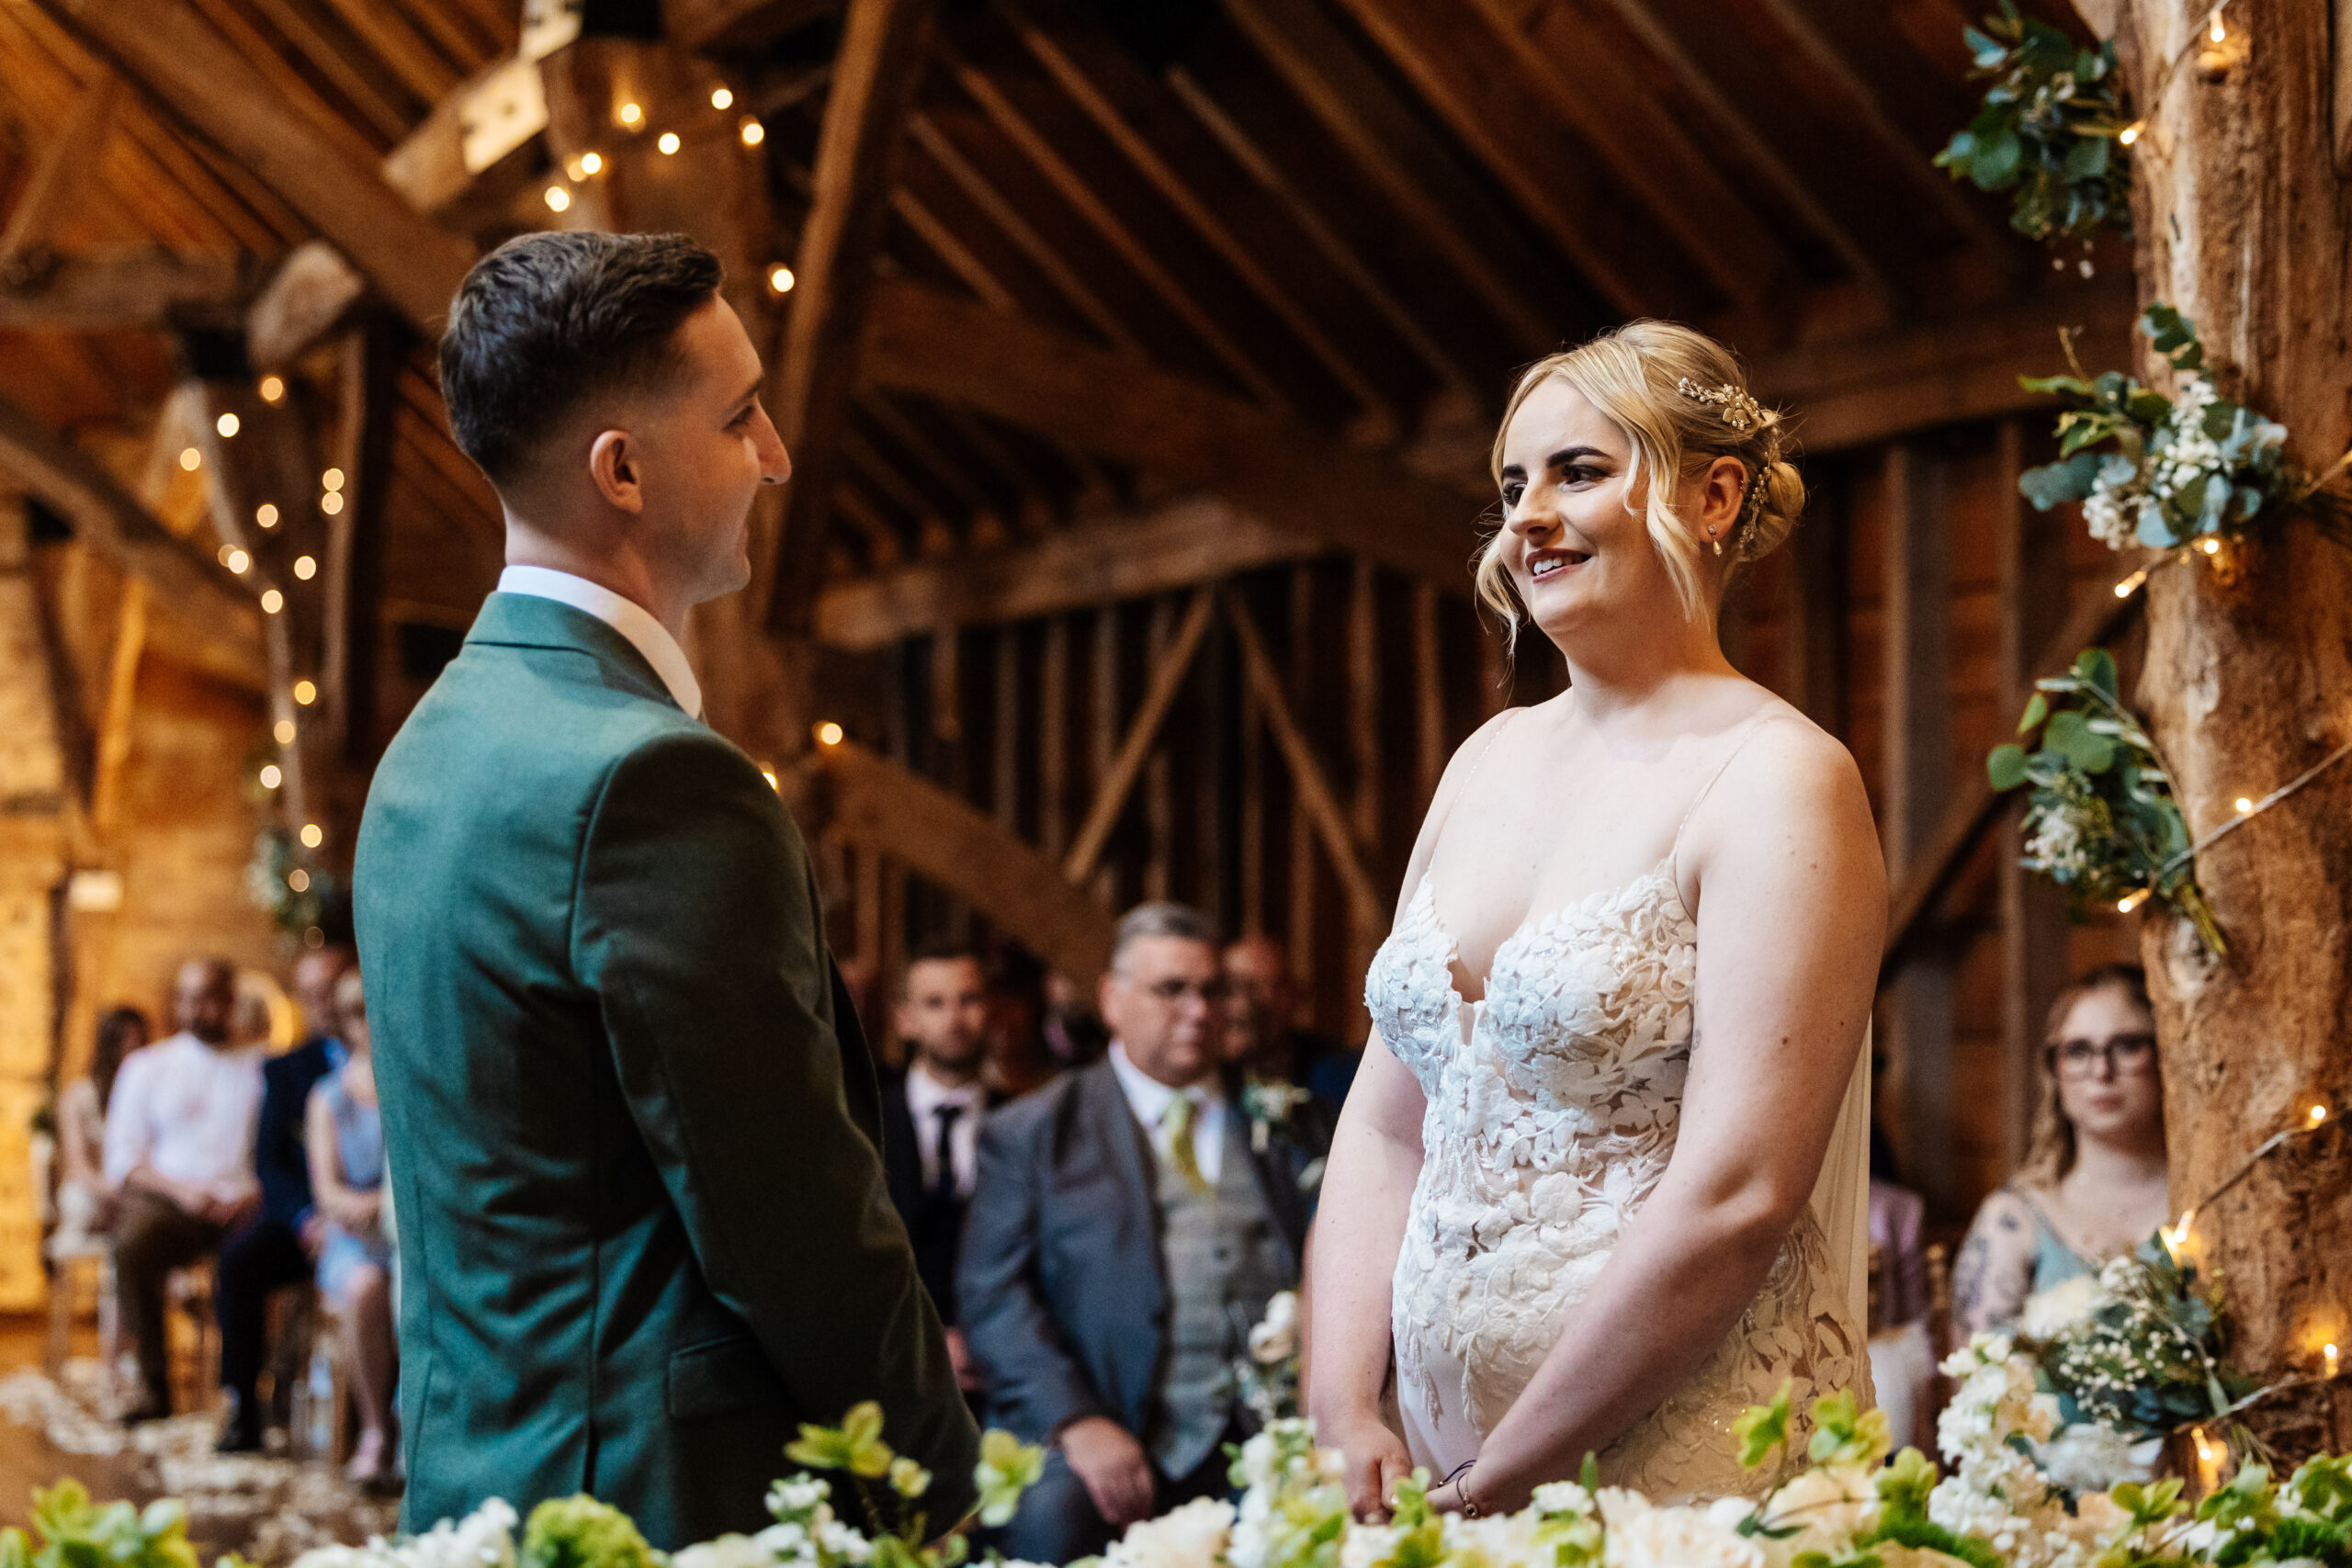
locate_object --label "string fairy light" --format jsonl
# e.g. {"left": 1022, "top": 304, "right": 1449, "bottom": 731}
{"left": 710, "top": 85, "right": 733, "bottom": 109}
{"left": 322, "top": 468, "right": 344, "bottom": 491}
{"left": 258, "top": 375, "right": 285, "bottom": 404}
{"left": 255, "top": 502, "right": 278, "bottom": 528}
{"left": 768, "top": 264, "right": 795, "bottom": 294}
{"left": 259, "top": 763, "right": 281, "bottom": 789}
{"left": 294, "top": 554, "right": 316, "bottom": 580}
{"left": 178, "top": 446, "right": 201, "bottom": 471}
{"left": 288, "top": 868, "right": 310, "bottom": 893}
{"left": 293, "top": 680, "right": 317, "bottom": 705}
{"left": 215, "top": 412, "right": 240, "bottom": 438}
{"left": 580, "top": 152, "right": 604, "bottom": 175}
{"left": 740, "top": 118, "right": 764, "bottom": 147}
{"left": 273, "top": 719, "right": 296, "bottom": 746}
{"left": 322, "top": 491, "right": 345, "bottom": 516}
{"left": 546, "top": 185, "right": 571, "bottom": 212}
{"left": 619, "top": 101, "right": 642, "bottom": 126}
{"left": 658, "top": 131, "right": 681, "bottom": 154}
{"left": 260, "top": 589, "right": 283, "bottom": 614}
{"left": 300, "top": 823, "right": 322, "bottom": 850}
{"left": 816, "top": 721, "right": 843, "bottom": 746}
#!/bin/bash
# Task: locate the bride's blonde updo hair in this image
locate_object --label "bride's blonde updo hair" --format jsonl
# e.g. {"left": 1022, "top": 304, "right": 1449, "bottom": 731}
{"left": 1476, "top": 320, "right": 1804, "bottom": 638}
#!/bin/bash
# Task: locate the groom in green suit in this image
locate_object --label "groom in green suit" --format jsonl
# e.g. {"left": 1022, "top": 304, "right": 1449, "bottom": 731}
{"left": 355, "top": 232, "right": 977, "bottom": 1546}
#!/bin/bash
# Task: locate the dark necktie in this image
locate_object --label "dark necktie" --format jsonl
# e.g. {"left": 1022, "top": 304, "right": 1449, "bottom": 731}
{"left": 931, "top": 1102, "right": 965, "bottom": 1201}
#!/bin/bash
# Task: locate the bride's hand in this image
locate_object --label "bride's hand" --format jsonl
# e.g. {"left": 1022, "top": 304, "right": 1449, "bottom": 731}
{"left": 1325, "top": 1415, "right": 1415, "bottom": 1520}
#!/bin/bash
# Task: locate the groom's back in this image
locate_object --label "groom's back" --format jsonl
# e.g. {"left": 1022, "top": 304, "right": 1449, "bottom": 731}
{"left": 356, "top": 604, "right": 777, "bottom": 1539}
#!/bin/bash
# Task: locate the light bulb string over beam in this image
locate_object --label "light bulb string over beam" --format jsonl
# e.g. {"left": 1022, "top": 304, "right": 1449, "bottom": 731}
{"left": 2157, "top": 734, "right": 2352, "bottom": 880}
{"left": 2119, "top": 1, "right": 2238, "bottom": 147}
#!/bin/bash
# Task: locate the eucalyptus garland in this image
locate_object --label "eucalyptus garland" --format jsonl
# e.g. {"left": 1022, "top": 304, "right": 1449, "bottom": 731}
{"left": 1987, "top": 649, "right": 2222, "bottom": 952}
{"left": 1937, "top": 2, "right": 2132, "bottom": 245}
{"left": 2019, "top": 304, "right": 2352, "bottom": 561}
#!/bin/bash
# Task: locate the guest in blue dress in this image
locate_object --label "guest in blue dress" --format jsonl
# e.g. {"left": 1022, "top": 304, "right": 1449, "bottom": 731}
{"left": 306, "top": 969, "right": 395, "bottom": 1484}
{"left": 1954, "top": 964, "right": 2169, "bottom": 1336}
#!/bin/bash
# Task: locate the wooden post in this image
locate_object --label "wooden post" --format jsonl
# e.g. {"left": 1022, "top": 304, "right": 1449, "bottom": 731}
{"left": 2102, "top": 0, "right": 2352, "bottom": 1431}
{"left": 1285, "top": 566, "right": 1317, "bottom": 995}
{"left": 1880, "top": 440, "right": 1955, "bottom": 1210}
{"left": 1789, "top": 468, "right": 1850, "bottom": 737}
{"left": 992, "top": 626, "right": 1019, "bottom": 831}
{"left": 1062, "top": 589, "right": 1216, "bottom": 886}
{"left": 1090, "top": 604, "right": 1118, "bottom": 910}
{"left": 1144, "top": 596, "right": 1175, "bottom": 904}
{"left": 323, "top": 316, "right": 401, "bottom": 766}
{"left": 1039, "top": 615, "right": 1069, "bottom": 860}
{"left": 1239, "top": 653, "right": 1266, "bottom": 937}
{"left": 1994, "top": 418, "right": 2072, "bottom": 1170}
{"left": 1412, "top": 581, "right": 1446, "bottom": 807}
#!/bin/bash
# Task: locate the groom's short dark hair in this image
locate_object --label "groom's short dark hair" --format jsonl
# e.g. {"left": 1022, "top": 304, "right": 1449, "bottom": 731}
{"left": 439, "top": 231, "right": 724, "bottom": 486}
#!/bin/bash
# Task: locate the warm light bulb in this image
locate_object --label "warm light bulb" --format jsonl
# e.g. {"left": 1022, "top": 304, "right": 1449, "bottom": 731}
{"left": 658, "top": 130, "right": 681, "bottom": 154}
{"left": 288, "top": 868, "right": 311, "bottom": 893}
{"left": 256, "top": 502, "right": 279, "bottom": 528}
{"left": 2166, "top": 1209, "right": 2197, "bottom": 1249}
{"left": 2114, "top": 580, "right": 2133, "bottom": 597}
{"left": 322, "top": 468, "right": 345, "bottom": 491}
{"left": 259, "top": 763, "right": 282, "bottom": 789}
{"left": 227, "top": 549, "right": 252, "bottom": 575}
{"left": 259, "top": 375, "right": 286, "bottom": 404}
{"left": 761, "top": 767, "right": 779, "bottom": 791}
{"left": 2119, "top": 122, "right": 2143, "bottom": 147}
{"left": 321, "top": 491, "right": 345, "bottom": 516}
{"left": 274, "top": 719, "right": 297, "bottom": 746}
{"left": 2235, "top": 796, "right": 2255, "bottom": 814}
{"left": 2209, "top": 12, "right": 2226, "bottom": 43}
{"left": 2327, "top": 1344, "right": 2341, "bottom": 1376}
{"left": 300, "top": 822, "right": 323, "bottom": 849}
{"left": 2117, "top": 886, "right": 2152, "bottom": 913}
{"left": 179, "top": 446, "right": 202, "bottom": 471}
{"left": 2200, "top": 536, "right": 2222, "bottom": 555}
{"left": 768, "top": 264, "right": 795, "bottom": 294}
{"left": 216, "top": 412, "right": 240, "bottom": 437}
{"left": 294, "top": 554, "right": 317, "bottom": 580}
{"left": 741, "top": 118, "right": 764, "bottom": 146}
{"left": 2312, "top": 1103, "right": 2331, "bottom": 1124}
{"left": 260, "top": 588, "right": 283, "bottom": 614}
{"left": 619, "top": 101, "right": 642, "bottom": 125}
{"left": 294, "top": 679, "right": 317, "bottom": 705}
{"left": 711, "top": 86, "right": 733, "bottom": 109}
{"left": 580, "top": 152, "right": 604, "bottom": 175}
{"left": 817, "top": 721, "right": 843, "bottom": 746}
{"left": 546, "top": 185, "right": 571, "bottom": 212}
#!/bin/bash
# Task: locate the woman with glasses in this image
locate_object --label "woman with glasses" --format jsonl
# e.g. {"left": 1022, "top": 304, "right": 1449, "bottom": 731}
{"left": 1953, "top": 964, "right": 2167, "bottom": 1336}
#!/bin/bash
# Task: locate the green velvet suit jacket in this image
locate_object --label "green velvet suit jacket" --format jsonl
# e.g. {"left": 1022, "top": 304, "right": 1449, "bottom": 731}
{"left": 354, "top": 592, "right": 977, "bottom": 1548}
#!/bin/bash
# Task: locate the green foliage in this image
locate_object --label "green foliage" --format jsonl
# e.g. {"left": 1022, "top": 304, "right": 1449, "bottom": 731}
{"left": 1807, "top": 1390, "right": 1894, "bottom": 1469}
{"left": 787, "top": 1403, "right": 895, "bottom": 1480}
{"left": 522, "top": 1496, "right": 661, "bottom": 1568}
{"left": 1860, "top": 1514, "right": 2005, "bottom": 1568}
{"left": 1735, "top": 1381, "right": 1795, "bottom": 1471}
{"left": 1987, "top": 649, "right": 2222, "bottom": 952}
{"left": 2036, "top": 1242, "right": 2256, "bottom": 1438}
{"left": 1936, "top": 1, "right": 2131, "bottom": 243}
{"left": 19, "top": 1481, "right": 200, "bottom": 1568}
{"left": 975, "top": 1429, "right": 1046, "bottom": 1529}
{"left": 2016, "top": 306, "right": 2300, "bottom": 553}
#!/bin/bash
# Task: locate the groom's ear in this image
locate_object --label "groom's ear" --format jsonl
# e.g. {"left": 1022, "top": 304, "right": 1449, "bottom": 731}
{"left": 588, "top": 428, "right": 646, "bottom": 513}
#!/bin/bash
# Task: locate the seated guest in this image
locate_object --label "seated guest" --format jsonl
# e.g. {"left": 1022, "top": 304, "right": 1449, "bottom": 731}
{"left": 1955, "top": 964, "right": 2168, "bottom": 1336}
{"left": 308, "top": 969, "right": 396, "bottom": 1484}
{"left": 1221, "top": 935, "right": 1355, "bottom": 1111}
{"left": 981, "top": 941, "right": 1060, "bottom": 1097}
{"left": 103, "top": 958, "right": 265, "bottom": 1421}
{"left": 214, "top": 942, "right": 355, "bottom": 1452}
{"left": 880, "top": 942, "right": 1005, "bottom": 1395}
{"left": 962, "top": 903, "right": 1332, "bottom": 1564}
{"left": 51, "top": 1007, "right": 148, "bottom": 1256}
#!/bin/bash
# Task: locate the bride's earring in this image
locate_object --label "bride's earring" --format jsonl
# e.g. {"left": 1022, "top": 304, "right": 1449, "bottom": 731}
{"left": 1712, "top": 532, "right": 1724, "bottom": 558}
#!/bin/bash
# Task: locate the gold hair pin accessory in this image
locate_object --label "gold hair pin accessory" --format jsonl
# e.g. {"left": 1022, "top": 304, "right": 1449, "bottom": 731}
{"left": 1677, "top": 377, "right": 1774, "bottom": 434}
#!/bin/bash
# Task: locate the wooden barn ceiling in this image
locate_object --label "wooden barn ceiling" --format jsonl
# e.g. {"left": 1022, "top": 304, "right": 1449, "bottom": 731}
{"left": 0, "top": 0, "right": 2132, "bottom": 675}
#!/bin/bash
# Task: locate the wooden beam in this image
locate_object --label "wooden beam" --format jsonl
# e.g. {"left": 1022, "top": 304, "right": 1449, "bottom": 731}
{"left": 1457, "top": 0, "right": 1798, "bottom": 310}
{"left": 0, "top": 71, "right": 119, "bottom": 267}
{"left": 0, "top": 250, "right": 249, "bottom": 332}
{"left": 1589, "top": 0, "right": 1902, "bottom": 312}
{"left": 1883, "top": 570, "right": 2147, "bottom": 968}
{"left": 88, "top": 576, "right": 145, "bottom": 841}
{"left": 380, "top": 54, "right": 550, "bottom": 231}
{"left": 1218, "top": 0, "right": 1574, "bottom": 353}
{"left": 860, "top": 281, "right": 1486, "bottom": 590}
{"left": 245, "top": 243, "right": 370, "bottom": 370}
{"left": 324, "top": 317, "right": 403, "bottom": 762}
{"left": 669, "top": 0, "right": 838, "bottom": 53}
{"left": 1223, "top": 584, "right": 1385, "bottom": 938}
{"left": 1321, "top": 0, "right": 1699, "bottom": 319}
{"left": 816, "top": 493, "right": 1316, "bottom": 649}
{"left": 0, "top": 392, "right": 263, "bottom": 687}
{"left": 819, "top": 734, "right": 1114, "bottom": 984}
{"left": 765, "top": 0, "right": 942, "bottom": 637}
{"left": 1749, "top": 283, "right": 2136, "bottom": 451}
{"left": 1062, "top": 587, "right": 1214, "bottom": 886}
{"left": 36, "top": 0, "right": 478, "bottom": 335}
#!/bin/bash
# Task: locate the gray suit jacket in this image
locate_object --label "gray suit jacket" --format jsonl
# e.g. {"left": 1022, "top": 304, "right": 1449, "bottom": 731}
{"left": 355, "top": 592, "right": 977, "bottom": 1546}
{"left": 956, "top": 1059, "right": 1329, "bottom": 1446}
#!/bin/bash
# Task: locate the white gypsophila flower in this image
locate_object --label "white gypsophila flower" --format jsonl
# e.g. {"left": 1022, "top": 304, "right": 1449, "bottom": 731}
{"left": 2035, "top": 1422, "right": 2150, "bottom": 1495}
{"left": 815, "top": 1519, "right": 871, "bottom": 1563}
{"left": 1601, "top": 1500, "right": 1765, "bottom": 1568}
{"left": 2020, "top": 1273, "right": 2109, "bottom": 1339}
{"left": 1531, "top": 1482, "right": 1597, "bottom": 1517}
{"left": 1249, "top": 1292, "right": 1300, "bottom": 1364}
{"left": 754, "top": 1523, "right": 813, "bottom": 1562}
{"left": 390, "top": 1499, "right": 519, "bottom": 1568}
{"left": 769, "top": 1477, "right": 830, "bottom": 1514}
{"left": 1336, "top": 1521, "right": 1399, "bottom": 1568}
{"left": 2082, "top": 479, "right": 2138, "bottom": 551}
{"left": 1104, "top": 1496, "right": 1237, "bottom": 1568}
{"left": 2023, "top": 803, "right": 2092, "bottom": 877}
{"left": 1445, "top": 1509, "right": 1548, "bottom": 1568}
{"left": 673, "top": 1536, "right": 783, "bottom": 1568}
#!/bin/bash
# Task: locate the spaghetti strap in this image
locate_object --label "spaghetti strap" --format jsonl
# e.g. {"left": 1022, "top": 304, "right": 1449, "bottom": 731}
{"left": 1668, "top": 715, "right": 1783, "bottom": 888}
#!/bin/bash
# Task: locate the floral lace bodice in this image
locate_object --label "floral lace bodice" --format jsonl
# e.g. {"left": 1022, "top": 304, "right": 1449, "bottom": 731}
{"left": 1365, "top": 860, "right": 1864, "bottom": 1499}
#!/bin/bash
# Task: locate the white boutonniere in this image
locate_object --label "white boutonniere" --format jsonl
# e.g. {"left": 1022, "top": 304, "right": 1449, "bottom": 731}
{"left": 1240, "top": 1079, "right": 1312, "bottom": 1154}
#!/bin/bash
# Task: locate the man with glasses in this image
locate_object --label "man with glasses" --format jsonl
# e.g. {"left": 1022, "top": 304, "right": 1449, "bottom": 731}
{"left": 960, "top": 903, "right": 1330, "bottom": 1563}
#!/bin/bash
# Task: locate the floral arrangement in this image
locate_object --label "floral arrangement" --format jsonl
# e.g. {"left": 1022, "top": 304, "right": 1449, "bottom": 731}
{"left": 1987, "top": 649, "right": 2221, "bottom": 951}
{"left": 0, "top": 1479, "right": 203, "bottom": 1568}
{"left": 1936, "top": 2, "right": 2131, "bottom": 246}
{"left": 1238, "top": 1083, "right": 1312, "bottom": 1157}
{"left": 1230, "top": 1291, "right": 1301, "bottom": 1425}
{"left": 2026, "top": 1243, "right": 2255, "bottom": 1450}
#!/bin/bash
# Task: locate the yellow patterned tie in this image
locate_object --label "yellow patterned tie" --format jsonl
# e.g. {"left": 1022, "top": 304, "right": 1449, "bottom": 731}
{"left": 1164, "top": 1091, "right": 1212, "bottom": 1195}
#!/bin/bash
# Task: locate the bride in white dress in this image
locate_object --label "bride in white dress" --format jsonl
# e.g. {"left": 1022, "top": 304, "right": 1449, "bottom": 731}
{"left": 1306, "top": 321, "right": 1885, "bottom": 1518}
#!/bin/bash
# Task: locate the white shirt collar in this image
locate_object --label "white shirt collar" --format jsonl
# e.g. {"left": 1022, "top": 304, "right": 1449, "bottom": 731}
{"left": 904, "top": 1060, "right": 988, "bottom": 1115}
{"left": 497, "top": 564, "right": 702, "bottom": 718}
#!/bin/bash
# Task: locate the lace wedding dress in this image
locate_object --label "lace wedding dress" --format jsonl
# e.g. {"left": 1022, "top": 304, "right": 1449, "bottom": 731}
{"left": 1363, "top": 729, "right": 1871, "bottom": 1500}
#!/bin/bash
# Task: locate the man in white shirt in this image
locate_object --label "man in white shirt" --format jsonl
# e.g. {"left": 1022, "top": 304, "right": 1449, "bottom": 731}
{"left": 103, "top": 957, "right": 264, "bottom": 1420}
{"left": 877, "top": 942, "right": 1005, "bottom": 1396}
{"left": 960, "top": 904, "right": 1331, "bottom": 1563}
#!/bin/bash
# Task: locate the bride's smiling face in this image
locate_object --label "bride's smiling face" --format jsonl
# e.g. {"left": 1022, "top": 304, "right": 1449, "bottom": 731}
{"left": 1495, "top": 377, "right": 1686, "bottom": 636}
